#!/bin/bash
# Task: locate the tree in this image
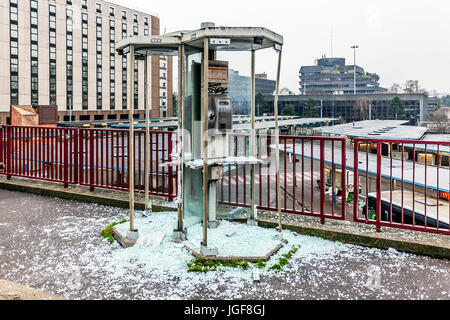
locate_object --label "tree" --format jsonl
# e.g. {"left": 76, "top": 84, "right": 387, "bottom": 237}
{"left": 437, "top": 98, "right": 442, "bottom": 110}
{"left": 403, "top": 80, "right": 428, "bottom": 94}
{"left": 404, "top": 80, "right": 419, "bottom": 93}
{"left": 281, "top": 104, "right": 296, "bottom": 116}
{"left": 255, "top": 93, "right": 268, "bottom": 115}
{"left": 302, "top": 98, "right": 320, "bottom": 118}
{"left": 441, "top": 95, "right": 450, "bottom": 106}
{"left": 389, "top": 83, "right": 402, "bottom": 94}
{"left": 354, "top": 97, "right": 371, "bottom": 120}
{"left": 366, "top": 72, "right": 380, "bottom": 82}
{"left": 388, "top": 96, "right": 406, "bottom": 120}
{"left": 429, "top": 113, "right": 450, "bottom": 134}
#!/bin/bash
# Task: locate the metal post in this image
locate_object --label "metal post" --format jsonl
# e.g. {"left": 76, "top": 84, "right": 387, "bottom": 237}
{"left": 376, "top": 141, "right": 381, "bottom": 232}
{"left": 69, "top": 98, "right": 72, "bottom": 122}
{"left": 128, "top": 45, "right": 136, "bottom": 233}
{"left": 74, "top": 129, "right": 79, "bottom": 184}
{"left": 351, "top": 45, "right": 358, "bottom": 95}
{"left": 274, "top": 46, "right": 283, "bottom": 234}
{"left": 63, "top": 129, "right": 68, "bottom": 188}
{"left": 144, "top": 55, "right": 150, "bottom": 213}
{"left": 250, "top": 49, "right": 256, "bottom": 221}
{"left": 89, "top": 131, "right": 94, "bottom": 191}
{"left": 6, "top": 126, "right": 11, "bottom": 180}
{"left": 320, "top": 140, "right": 326, "bottom": 224}
{"left": 202, "top": 37, "right": 209, "bottom": 247}
{"left": 354, "top": 50, "right": 356, "bottom": 95}
{"left": 177, "top": 44, "right": 185, "bottom": 232}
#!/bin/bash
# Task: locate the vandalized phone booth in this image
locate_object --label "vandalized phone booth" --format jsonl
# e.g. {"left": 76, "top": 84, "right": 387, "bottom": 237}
{"left": 116, "top": 23, "right": 283, "bottom": 256}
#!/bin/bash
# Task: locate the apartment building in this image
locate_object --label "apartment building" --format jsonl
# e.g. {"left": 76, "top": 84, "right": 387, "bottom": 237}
{"left": 0, "top": 0, "right": 173, "bottom": 124}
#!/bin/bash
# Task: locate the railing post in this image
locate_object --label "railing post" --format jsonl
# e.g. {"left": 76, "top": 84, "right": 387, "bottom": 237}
{"left": 6, "top": 126, "right": 11, "bottom": 180}
{"left": 341, "top": 138, "right": 346, "bottom": 220}
{"left": 376, "top": 141, "right": 382, "bottom": 232}
{"left": 89, "top": 130, "right": 94, "bottom": 192}
{"left": 63, "top": 129, "right": 69, "bottom": 188}
{"left": 0, "top": 126, "right": 3, "bottom": 172}
{"left": 320, "top": 139, "right": 325, "bottom": 224}
{"left": 74, "top": 129, "right": 79, "bottom": 185}
{"left": 353, "top": 139, "right": 359, "bottom": 222}
{"left": 168, "top": 132, "right": 174, "bottom": 202}
{"left": 79, "top": 129, "right": 84, "bottom": 185}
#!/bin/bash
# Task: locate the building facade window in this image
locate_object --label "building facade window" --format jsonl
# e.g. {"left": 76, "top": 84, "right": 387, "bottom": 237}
{"left": 122, "top": 10, "right": 127, "bottom": 20}
{"left": 122, "top": 24, "right": 127, "bottom": 109}
{"left": 144, "top": 17, "right": 148, "bottom": 26}
{"left": 82, "top": 12, "right": 88, "bottom": 109}
{"left": 81, "top": 0, "right": 87, "bottom": 9}
{"left": 96, "top": 17, "right": 102, "bottom": 110}
{"left": 10, "top": 0, "right": 18, "bottom": 105}
{"left": 133, "top": 26, "right": 138, "bottom": 35}
{"left": 109, "top": 20, "right": 115, "bottom": 110}
{"left": 49, "top": 4, "right": 57, "bottom": 105}
{"left": 133, "top": 14, "right": 138, "bottom": 23}
{"left": 134, "top": 60, "right": 138, "bottom": 109}
{"left": 144, "top": 28, "right": 149, "bottom": 36}
{"left": 109, "top": 7, "right": 115, "bottom": 16}
{"left": 96, "top": 3, "right": 101, "bottom": 13}
{"left": 30, "top": 0, "right": 39, "bottom": 106}
{"left": 66, "top": 9, "right": 73, "bottom": 110}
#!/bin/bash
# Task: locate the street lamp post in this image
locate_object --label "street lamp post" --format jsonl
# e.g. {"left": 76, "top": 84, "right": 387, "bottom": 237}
{"left": 351, "top": 45, "right": 359, "bottom": 94}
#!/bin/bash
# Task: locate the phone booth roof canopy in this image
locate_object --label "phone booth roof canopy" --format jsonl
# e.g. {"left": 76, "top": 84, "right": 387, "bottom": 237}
{"left": 115, "top": 24, "right": 283, "bottom": 55}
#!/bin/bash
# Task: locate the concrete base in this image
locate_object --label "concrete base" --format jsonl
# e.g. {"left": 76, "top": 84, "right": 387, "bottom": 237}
{"left": 200, "top": 244, "right": 219, "bottom": 257}
{"left": 185, "top": 239, "right": 287, "bottom": 263}
{"left": 247, "top": 219, "right": 258, "bottom": 227}
{"left": 173, "top": 229, "right": 187, "bottom": 242}
{"left": 112, "top": 226, "right": 137, "bottom": 248}
{"left": 127, "top": 229, "right": 139, "bottom": 241}
{"left": 208, "top": 220, "right": 220, "bottom": 229}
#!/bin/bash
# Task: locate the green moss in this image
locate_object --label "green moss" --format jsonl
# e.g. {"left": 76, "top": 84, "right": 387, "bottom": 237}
{"left": 101, "top": 219, "right": 128, "bottom": 244}
{"left": 187, "top": 258, "right": 250, "bottom": 273}
{"left": 268, "top": 245, "right": 300, "bottom": 273}
{"left": 256, "top": 259, "right": 266, "bottom": 269}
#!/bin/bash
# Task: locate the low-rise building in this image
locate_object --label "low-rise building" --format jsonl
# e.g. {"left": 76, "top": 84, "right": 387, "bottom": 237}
{"left": 262, "top": 93, "right": 428, "bottom": 124}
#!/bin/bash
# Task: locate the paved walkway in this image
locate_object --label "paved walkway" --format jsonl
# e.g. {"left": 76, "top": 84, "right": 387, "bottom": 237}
{"left": 0, "top": 188, "right": 449, "bottom": 300}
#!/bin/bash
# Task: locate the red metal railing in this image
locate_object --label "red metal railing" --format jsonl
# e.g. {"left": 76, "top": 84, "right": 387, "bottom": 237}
{"left": 352, "top": 138, "right": 450, "bottom": 235}
{"left": 219, "top": 134, "right": 347, "bottom": 222}
{"left": 1, "top": 125, "right": 449, "bottom": 235}
{"left": 0, "top": 126, "right": 177, "bottom": 200}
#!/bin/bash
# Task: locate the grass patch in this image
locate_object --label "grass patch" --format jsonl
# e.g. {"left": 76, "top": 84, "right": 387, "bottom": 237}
{"left": 187, "top": 245, "right": 300, "bottom": 273}
{"left": 256, "top": 259, "right": 266, "bottom": 269}
{"left": 101, "top": 219, "right": 128, "bottom": 244}
{"left": 187, "top": 258, "right": 250, "bottom": 273}
{"left": 268, "top": 245, "right": 300, "bottom": 273}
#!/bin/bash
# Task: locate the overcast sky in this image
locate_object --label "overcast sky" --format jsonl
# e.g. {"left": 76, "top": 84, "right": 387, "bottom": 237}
{"left": 128, "top": 0, "right": 450, "bottom": 94}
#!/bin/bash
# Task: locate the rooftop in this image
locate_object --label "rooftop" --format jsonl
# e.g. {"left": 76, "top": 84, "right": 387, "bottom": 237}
{"left": 317, "top": 120, "right": 428, "bottom": 140}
